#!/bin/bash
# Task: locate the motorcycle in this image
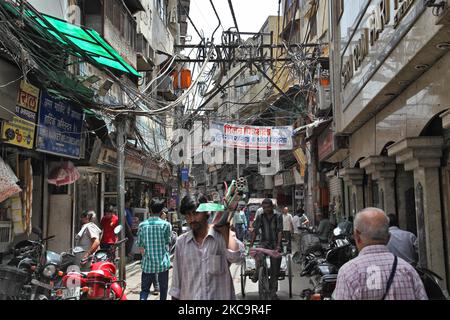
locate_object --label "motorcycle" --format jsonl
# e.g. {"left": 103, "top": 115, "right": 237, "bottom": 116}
{"left": 1, "top": 227, "right": 85, "bottom": 300}
{"left": 5, "top": 228, "right": 56, "bottom": 300}
{"left": 300, "top": 226, "right": 357, "bottom": 300}
{"left": 54, "top": 225, "right": 128, "bottom": 300}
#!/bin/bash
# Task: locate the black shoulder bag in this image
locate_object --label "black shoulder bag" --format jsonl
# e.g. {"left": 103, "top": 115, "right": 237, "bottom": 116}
{"left": 381, "top": 255, "right": 398, "bottom": 300}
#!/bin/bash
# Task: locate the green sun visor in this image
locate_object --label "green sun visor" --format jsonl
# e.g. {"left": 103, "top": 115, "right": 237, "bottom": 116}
{"left": 1, "top": 1, "right": 141, "bottom": 77}
{"left": 196, "top": 203, "right": 225, "bottom": 212}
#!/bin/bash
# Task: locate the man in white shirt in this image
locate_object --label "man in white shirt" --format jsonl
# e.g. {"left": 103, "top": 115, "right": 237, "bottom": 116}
{"left": 281, "top": 207, "right": 294, "bottom": 253}
{"left": 291, "top": 211, "right": 302, "bottom": 253}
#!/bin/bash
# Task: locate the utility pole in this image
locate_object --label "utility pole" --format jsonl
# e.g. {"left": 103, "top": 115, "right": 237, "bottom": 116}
{"left": 115, "top": 114, "right": 129, "bottom": 282}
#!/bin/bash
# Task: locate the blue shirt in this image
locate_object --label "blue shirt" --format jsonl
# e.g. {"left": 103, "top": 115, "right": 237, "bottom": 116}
{"left": 125, "top": 208, "right": 133, "bottom": 227}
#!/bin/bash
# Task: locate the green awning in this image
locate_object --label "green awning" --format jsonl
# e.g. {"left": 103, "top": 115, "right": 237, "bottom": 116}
{"left": 1, "top": 1, "right": 141, "bottom": 77}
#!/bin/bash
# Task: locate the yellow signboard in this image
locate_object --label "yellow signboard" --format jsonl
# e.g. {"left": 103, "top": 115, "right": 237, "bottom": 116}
{"left": 1, "top": 116, "right": 36, "bottom": 149}
{"left": 1, "top": 80, "right": 39, "bottom": 149}
{"left": 293, "top": 148, "right": 307, "bottom": 165}
{"left": 17, "top": 81, "right": 40, "bottom": 112}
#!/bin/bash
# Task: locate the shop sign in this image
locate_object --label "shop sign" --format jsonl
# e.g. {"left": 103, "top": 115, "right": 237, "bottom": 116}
{"left": 293, "top": 148, "right": 307, "bottom": 166}
{"left": 283, "top": 170, "right": 295, "bottom": 186}
{"left": 36, "top": 91, "right": 83, "bottom": 158}
{"left": 340, "top": 0, "right": 424, "bottom": 108}
{"left": 293, "top": 167, "right": 304, "bottom": 185}
{"left": 181, "top": 168, "right": 189, "bottom": 182}
{"left": 17, "top": 81, "right": 39, "bottom": 112}
{"left": 1, "top": 81, "right": 39, "bottom": 149}
{"left": 274, "top": 174, "right": 284, "bottom": 187}
{"left": 293, "top": 148, "right": 307, "bottom": 177}
{"left": 2, "top": 116, "right": 36, "bottom": 149}
{"left": 318, "top": 127, "right": 333, "bottom": 161}
{"left": 125, "top": 156, "right": 144, "bottom": 176}
{"left": 142, "top": 163, "right": 159, "bottom": 181}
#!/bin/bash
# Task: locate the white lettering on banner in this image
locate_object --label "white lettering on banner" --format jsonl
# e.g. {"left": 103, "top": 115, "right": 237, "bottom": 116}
{"left": 212, "top": 121, "right": 293, "bottom": 150}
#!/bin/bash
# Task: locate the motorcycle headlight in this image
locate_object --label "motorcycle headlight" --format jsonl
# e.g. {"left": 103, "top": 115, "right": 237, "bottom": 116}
{"left": 42, "top": 264, "right": 56, "bottom": 278}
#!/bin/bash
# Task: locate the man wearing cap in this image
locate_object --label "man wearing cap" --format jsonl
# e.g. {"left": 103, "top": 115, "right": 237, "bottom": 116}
{"left": 169, "top": 194, "right": 245, "bottom": 300}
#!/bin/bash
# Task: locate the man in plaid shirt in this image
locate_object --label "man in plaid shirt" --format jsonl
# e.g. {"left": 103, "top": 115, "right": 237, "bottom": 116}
{"left": 138, "top": 199, "right": 172, "bottom": 300}
{"left": 333, "top": 208, "right": 428, "bottom": 300}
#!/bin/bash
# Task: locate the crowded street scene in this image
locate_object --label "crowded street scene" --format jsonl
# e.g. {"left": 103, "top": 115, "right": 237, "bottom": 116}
{"left": 0, "top": 0, "right": 450, "bottom": 303}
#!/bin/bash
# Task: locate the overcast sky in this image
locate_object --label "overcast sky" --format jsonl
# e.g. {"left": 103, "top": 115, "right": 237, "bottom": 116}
{"left": 187, "top": 0, "right": 280, "bottom": 45}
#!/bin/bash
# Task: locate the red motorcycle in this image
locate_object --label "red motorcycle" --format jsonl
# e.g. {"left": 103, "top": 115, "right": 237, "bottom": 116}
{"left": 54, "top": 228, "right": 128, "bottom": 300}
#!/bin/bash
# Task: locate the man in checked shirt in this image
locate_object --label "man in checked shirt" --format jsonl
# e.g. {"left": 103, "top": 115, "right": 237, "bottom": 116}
{"left": 333, "top": 207, "right": 428, "bottom": 300}
{"left": 138, "top": 199, "right": 172, "bottom": 300}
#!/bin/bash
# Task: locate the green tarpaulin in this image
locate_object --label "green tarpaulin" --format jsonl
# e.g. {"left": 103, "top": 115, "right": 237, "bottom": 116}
{"left": 1, "top": 1, "right": 140, "bottom": 77}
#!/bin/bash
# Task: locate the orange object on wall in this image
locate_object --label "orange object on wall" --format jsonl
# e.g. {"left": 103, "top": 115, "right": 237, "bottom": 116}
{"left": 320, "top": 77, "right": 330, "bottom": 86}
{"left": 173, "top": 69, "right": 192, "bottom": 90}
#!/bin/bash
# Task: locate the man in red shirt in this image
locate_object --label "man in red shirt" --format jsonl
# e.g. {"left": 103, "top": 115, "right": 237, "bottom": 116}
{"left": 100, "top": 209, "right": 119, "bottom": 256}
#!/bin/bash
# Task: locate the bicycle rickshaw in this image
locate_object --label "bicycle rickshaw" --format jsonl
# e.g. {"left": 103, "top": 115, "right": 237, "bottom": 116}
{"left": 240, "top": 241, "right": 293, "bottom": 299}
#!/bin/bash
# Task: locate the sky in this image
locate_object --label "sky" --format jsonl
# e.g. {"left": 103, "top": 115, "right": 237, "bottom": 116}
{"left": 187, "top": 0, "right": 280, "bottom": 45}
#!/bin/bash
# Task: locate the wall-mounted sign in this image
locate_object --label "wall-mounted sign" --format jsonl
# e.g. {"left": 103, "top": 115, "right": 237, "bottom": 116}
{"left": 2, "top": 116, "right": 35, "bottom": 149}
{"left": 318, "top": 127, "right": 333, "bottom": 161}
{"left": 340, "top": 0, "right": 424, "bottom": 108}
{"left": 36, "top": 91, "right": 83, "bottom": 158}
{"left": 274, "top": 174, "right": 284, "bottom": 187}
{"left": 1, "top": 81, "right": 39, "bottom": 149}
{"left": 181, "top": 168, "right": 189, "bottom": 182}
{"left": 125, "top": 155, "right": 144, "bottom": 176}
{"left": 293, "top": 166, "right": 304, "bottom": 185}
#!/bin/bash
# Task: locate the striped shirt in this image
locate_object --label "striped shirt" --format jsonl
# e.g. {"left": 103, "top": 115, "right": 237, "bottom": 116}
{"left": 333, "top": 245, "right": 428, "bottom": 300}
{"left": 169, "top": 226, "right": 245, "bottom": 300}
{"left": 252, "top": 211, "right": 283, "bottom": 249}
{"left": 137, "top": 217, "right": 172, "bottom": 274}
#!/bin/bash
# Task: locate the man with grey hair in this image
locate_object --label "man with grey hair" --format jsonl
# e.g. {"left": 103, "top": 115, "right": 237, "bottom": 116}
{"left": 333, "top": 208, "right": 427, "bottom": 300}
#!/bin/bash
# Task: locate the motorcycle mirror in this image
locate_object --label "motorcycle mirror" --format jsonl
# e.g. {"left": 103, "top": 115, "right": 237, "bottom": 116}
{"left": 114, "top": 225, "right": 123, "bottom": 235}
{"left": 32, "top": 227, "right": 42, "bottom": 236}
{"left": 333, "top": 227, "right": 342, "bottom": 236}
{"left": 72, "top": 246, "right": 85, "bottom": 254}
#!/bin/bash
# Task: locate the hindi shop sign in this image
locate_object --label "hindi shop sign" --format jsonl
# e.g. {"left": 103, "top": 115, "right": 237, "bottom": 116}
{"left": 1, "top": 81, "right": 39, "bottom": 149}
{"left": 36, "top": 91, "right": 84, "bottom": 159}
{"left": 210, "top": 121, "right": 293, "bottom": 150}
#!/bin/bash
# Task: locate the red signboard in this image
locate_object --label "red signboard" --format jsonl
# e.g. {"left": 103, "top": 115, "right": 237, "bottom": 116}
{"left": 318, "top": 127, "right": 333, "bottom": 161}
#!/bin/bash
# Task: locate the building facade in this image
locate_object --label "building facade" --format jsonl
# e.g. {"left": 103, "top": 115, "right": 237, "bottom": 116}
{"left": 329, "top": 0, "right": 450, "bottom": 289}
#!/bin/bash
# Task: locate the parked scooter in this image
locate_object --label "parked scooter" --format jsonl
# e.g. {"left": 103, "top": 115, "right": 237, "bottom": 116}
{"left": 54, "top": 225, "right": 128, "bottom": 300}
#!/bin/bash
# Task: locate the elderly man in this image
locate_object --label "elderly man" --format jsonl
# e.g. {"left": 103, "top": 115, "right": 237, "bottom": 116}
{"left": 333, "top": 208, "right": 428, "bottom": 300}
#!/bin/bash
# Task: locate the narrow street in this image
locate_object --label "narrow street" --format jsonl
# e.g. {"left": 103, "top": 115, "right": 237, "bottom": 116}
{"left": 125, "top": 241, "right": 310, "bottom": 301}
{"left": 1, "top": 0, "right": 450, "bottom": 303}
